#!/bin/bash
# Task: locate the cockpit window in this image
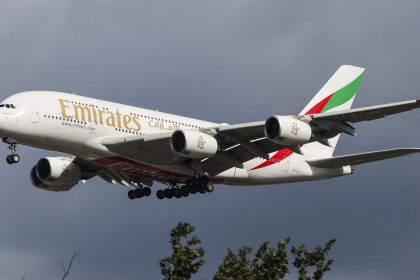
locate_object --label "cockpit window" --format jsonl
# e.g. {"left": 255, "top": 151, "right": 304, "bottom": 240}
{"left": 0, "top": 104, "right": 16, "bottom": 109}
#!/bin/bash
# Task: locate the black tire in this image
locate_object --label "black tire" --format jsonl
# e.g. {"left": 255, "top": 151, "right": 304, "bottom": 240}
{"left": 198, "top": 185, "right": 206, "bottom": 194}
{"left": 6, "top": 155, "right": 13, "bottom": 164}
{"left": 156, "top": 190, "right": 165, "bottom": 199}
{"left": 144, "top": 187, "right": 151, "bottom": 197}
{"left": 128, "top": 190, "right": 136, "bottom": 200}
{"left": 206, "top": 184, "right": 214, "bottom": 192}
{"left": 189, "top": 185, "right": 197, "bottom": 194}
{"left": 186, "top": 179, "right": 194, "bottom": 187}
{"left": 12, "top": 154, "right": 19, "bottom": 163}
{"left": 197, "top": 176, "right": 209, "bottom": 186}
{"left": 134, "top": 188, "right": 144, "bottom": 198}
{"left": 180, "top": 185, "right": 189, "bottom": 197}
{"left": 174, "top": 188, "right": 182, "bottom": 198}
{"left": 164, "top": 188, "right": 173, "bottom": 199}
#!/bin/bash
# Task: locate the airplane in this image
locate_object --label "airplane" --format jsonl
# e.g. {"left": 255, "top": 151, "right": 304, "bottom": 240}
{"left": 0, "top": 65, "right": 419, "bottom": 200}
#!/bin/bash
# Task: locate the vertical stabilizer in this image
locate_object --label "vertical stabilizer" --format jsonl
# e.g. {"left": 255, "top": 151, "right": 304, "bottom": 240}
{"left": 301, "top": 65, "right": 365, "bottom": 158}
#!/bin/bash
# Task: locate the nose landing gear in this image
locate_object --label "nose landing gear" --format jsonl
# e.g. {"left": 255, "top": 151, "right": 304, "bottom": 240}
{"left": 4, "top": 141, "right": 19, "bottom": 164}
{"left": 6, "top": 154, "right": 19, "bottom": 164}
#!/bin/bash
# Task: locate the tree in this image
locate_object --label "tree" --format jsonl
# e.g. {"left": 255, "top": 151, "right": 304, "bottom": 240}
{"left": 214, "top": 239, "right": 335, "bottom": 280}
{"left": 214, "top": 238, "right": 290, "bottom": 280}
{"left": 160, "top": 222, "right": 205, "bottom": 280}
{"left": 214, "top": 247, "right": 254, "bottom": 280}
{"left": 291, "top": 239, "right": 336, "bottom": 280}
{"left": 161, "top": 222, "right": 336, "bottom": 280}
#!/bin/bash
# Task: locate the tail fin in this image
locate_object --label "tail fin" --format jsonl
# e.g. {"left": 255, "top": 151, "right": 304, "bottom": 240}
{"left": 301, "top": 65, "right": 365, "bottom": 158}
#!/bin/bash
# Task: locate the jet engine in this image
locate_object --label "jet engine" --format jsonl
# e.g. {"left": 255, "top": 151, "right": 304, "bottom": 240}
{"left": 30, "top": 157, "right": 82, "bottom": 191}
{"left": 170, "top": 130, "right": 218, "bottom": 159}
{"left": 264, "top": 116, "right": 312, "bottom": 145}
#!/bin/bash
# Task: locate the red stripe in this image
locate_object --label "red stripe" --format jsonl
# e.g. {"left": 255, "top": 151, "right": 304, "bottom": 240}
{"left": 251, "top": 148, "right": 294, "bottom": 170}
{"left": 304, "top": 94, "right": 332, "bottom": 115}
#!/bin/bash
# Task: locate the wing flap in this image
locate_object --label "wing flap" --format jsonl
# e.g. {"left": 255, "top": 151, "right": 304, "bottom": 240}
{"left": 307, "top": 148, "right": 420, "bottom": 168}
{"left": 202, "top": 138, "right": 287, "bottom": 176}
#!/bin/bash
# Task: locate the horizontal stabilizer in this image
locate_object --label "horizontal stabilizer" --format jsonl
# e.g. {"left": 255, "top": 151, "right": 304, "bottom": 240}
{"left": 307, "top": 148, "right": 420, "bottom": 168}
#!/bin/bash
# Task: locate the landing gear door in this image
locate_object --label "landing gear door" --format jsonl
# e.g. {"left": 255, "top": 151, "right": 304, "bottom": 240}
{"left": 30, "top": 108, "right": 39, "bottom": 123}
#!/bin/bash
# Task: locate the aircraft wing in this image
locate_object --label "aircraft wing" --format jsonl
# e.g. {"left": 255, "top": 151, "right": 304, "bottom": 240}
{"left": 100, "top": 128, "right": 287, "bottom": 176}
{"left": 99, "top": 98, "right": 420, "bottom": 177}
{"left": 101, "top": 132, "right": 186, "bottom": 165}
{"left": 307, "top": 148, "right": 420, "bottom": 168}
{"left": 309, "top": 99, "right": 420, "bottom": 123}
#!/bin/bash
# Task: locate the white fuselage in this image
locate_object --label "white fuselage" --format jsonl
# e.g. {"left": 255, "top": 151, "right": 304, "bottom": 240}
{"left": 0, "top": 91, "right": 350, "bottom": 186}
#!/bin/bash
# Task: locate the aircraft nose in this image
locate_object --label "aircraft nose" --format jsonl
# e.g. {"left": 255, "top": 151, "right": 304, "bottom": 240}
{"left": 0, "top": 116, "right": 8, "bottom": 138}
{"left": 0, "top": 113, "right": 17, "bottom": 138}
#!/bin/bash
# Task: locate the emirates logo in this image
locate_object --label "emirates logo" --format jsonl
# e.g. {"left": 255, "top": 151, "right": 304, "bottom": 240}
{"left": 197, "top": 135, "right": 206, "bottom": 149}
{"left": 291, "top": 122, "right": 300, "bottom": 136}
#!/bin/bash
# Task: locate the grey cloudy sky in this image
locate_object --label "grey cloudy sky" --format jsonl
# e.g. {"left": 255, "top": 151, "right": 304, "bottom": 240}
{"left": 0, "top": 0, "right": 420, "bottom": 279}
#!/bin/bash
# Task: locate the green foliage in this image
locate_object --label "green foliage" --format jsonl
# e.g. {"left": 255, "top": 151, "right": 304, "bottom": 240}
{"left": 291, "top": 239, "right": 336, "bottom": 280}
{"left": 161, "top": 222, "right": 336, "bottom": 280}
{"left": 160, "top": 222, "right": 205, "bottom": 280}
{"left": 213, "top": 239, "right": 290, "bottom": 280}
{"left": 213, "top": 247, "right": 253, "bottom": 280}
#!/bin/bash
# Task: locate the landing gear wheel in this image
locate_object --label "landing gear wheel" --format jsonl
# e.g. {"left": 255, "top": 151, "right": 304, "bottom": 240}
{"left": 206, "top": 184, "right": 214, "bottom": 193}
{"left": 186, "top": 183, "right": 197, "bottom": 194}
{"left": 197, "top": 176, "right": 209, "bottom": 186}
{"left": 144, "top": 187, "right": 151, "bottom": 197}
{"left": 189, "top": 187, "right": 197, "bottom": 194}
{"left": 164, "top": 188, "right": 173, "bottom": 199}
{"left": 174, "top": 188, "right": 182, "bottom": 198}
{"left": 180, "top": 185, "right": 189, "bottom": 197}
{"left": 128, "top": 190, "right": 136, "bottom": 200}
{"left": 6, "top": 155, "right": 13, "bottom": 164}
{"left": 12, "top": 154, "right": 19, "bottom": 163}
{"left": 198, "top": 185, "right": 206, "bottom": 194}
{"left": 5, "top": 142, "right": 19, "bottom": 164}
{"left": 156, "top": 190, "right": 165, "bottom": 199}
{"left": 134, "top": 188, "right": 144, "bottom": 198}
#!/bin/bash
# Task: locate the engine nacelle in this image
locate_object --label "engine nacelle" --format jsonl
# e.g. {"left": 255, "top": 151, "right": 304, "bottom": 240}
{"left": 264, "top": 115, "right": 312, "bottom": 145}
{"left": 30, "top": 157, "right": 82, "bottom": 191}
{"left": 170, "top": 130, "right": 218, "bottom": 159}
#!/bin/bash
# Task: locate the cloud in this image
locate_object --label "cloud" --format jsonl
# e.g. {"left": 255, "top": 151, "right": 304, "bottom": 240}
{"left": 0, "top": 0, "right": 419, "bottom": 279}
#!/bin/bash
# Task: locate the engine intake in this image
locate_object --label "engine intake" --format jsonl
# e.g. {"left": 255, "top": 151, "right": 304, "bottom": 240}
{"left": 264, "top": 116, "right": 312, "bottom": 145}
{"left": 170, "top": 130, "right": 218, "bottom": 159}
{"left": 30, "top": 157, "right": 81, "bottom": 191}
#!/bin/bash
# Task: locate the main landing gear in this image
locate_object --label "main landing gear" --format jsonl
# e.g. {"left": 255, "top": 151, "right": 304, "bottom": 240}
{"left": 127, "top": 186, "right": 152, "bottom": 200}
{"left": 3, "top": 140, "right": 19, "bottom": 165}
{"left": 156, "top": 176, "right": 214, "bottom": 200}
